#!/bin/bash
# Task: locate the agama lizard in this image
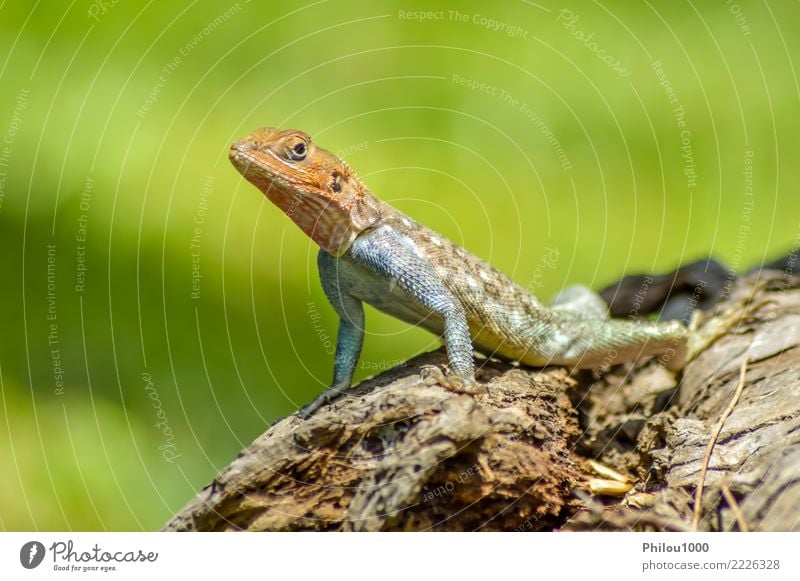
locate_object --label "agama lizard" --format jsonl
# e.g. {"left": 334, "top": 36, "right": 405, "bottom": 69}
{"left": 230, "top": 127, "right": 705, "bottom": 417}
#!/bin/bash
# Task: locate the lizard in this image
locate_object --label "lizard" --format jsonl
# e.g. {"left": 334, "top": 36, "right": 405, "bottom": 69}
{"left": 229, "top": 127, "right": 724, "bottom": 418}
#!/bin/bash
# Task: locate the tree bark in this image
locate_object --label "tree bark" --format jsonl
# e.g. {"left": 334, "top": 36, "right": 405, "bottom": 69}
{"left": 164, "top": 272, "right": 800, "bottom": 532}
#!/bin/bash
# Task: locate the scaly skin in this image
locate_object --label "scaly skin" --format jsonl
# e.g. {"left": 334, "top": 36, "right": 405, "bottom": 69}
{"left": 229, "top": 127, "right": 689, "bottom": 416}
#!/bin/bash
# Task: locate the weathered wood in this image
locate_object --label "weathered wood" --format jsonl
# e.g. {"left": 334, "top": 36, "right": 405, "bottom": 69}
{"left": 566, "top": 273, "right": 800, "bottom": 531}
{"left": 165, "top": 272, "right": 800, "bottom": 532}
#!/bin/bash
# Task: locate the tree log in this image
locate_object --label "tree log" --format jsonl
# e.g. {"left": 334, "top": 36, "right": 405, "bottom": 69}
{"left": 164, "top": 272, "right": 800, "bottom": 532}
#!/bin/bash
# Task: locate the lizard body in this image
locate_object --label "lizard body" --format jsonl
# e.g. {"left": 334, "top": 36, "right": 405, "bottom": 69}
{"left": 230, "top": 127, "right": 689, "bottom": 415}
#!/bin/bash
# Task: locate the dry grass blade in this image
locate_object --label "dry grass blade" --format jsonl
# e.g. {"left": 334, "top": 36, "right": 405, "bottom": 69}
{"left": 720, "top": 479, "right": 750, "bottom": 532}
{"left": 692, "top": 357, "right": 749, "bottom": 530}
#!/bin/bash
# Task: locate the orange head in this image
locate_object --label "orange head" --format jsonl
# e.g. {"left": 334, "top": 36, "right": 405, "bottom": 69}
{"left": 229, "top": 127, "right": 381, "bottom": 255}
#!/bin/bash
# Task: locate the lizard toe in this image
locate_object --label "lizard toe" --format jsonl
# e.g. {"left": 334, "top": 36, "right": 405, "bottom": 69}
{"left": 443, "top": 374, "right": 487, "bottom": 395}
{"left": 420, "top": 366, "right": 485, "bottom": 395}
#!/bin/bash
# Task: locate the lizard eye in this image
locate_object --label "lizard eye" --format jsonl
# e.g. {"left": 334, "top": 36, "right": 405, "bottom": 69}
{"left": 332, "top": 173, "right": 342, "bottom": 193}
{"left": 288, "top": 141, "right": 307, "bottom": 161}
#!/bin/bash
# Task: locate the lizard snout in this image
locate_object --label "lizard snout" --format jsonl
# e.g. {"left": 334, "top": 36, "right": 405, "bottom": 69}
{"left": 230, "top": 139, "right": 253, "bottom": 154}
{"left": 229, "top": 139, "right": 257, "bottom": 166}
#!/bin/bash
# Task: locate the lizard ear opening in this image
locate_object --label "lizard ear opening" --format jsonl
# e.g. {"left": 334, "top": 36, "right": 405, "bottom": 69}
{"left": 350, "top": 195, "right": 380, "bottom": 231}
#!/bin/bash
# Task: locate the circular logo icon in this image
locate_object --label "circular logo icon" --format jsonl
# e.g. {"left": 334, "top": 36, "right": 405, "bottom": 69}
{"left": 20, "top": 541, "right": 46, "bottom": 569}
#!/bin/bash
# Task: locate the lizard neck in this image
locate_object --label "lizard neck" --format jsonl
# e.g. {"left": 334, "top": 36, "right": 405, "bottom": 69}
{"left": 264, "top": 181, "right": 383, "bottom": 256}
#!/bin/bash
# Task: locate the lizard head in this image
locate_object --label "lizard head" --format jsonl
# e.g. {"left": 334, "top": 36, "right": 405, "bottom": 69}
{"left": 229, "top": 127, "right": 380, "bottom": 256}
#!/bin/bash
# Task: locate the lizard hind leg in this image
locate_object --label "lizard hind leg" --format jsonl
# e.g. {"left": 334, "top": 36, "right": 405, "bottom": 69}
{"left": 549, "top": 284, "right": 610, "bottom": 320}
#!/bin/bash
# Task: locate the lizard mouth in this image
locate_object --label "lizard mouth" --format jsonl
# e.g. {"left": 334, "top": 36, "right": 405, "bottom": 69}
{"left": 228, "top": 141, "right": 305, "bottom": 191}
{"left": 229, "top": 128, "right": 325, "bottom": 198}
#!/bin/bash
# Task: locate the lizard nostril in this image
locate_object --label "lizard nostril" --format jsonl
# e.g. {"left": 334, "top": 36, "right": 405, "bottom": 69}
{"left": 230, "top": 140, "right": 261, "bottom": 164}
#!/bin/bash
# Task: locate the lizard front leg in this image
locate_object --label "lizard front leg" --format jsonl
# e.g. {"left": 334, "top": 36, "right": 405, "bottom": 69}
{"left": 299, "top": 253, "right": 366, "bottom": 418}
{"left": 300, "top": 229, "right": 483, "bottom": 418}
{"left": 348, "top": 227, "right": 483, "bottom": 395}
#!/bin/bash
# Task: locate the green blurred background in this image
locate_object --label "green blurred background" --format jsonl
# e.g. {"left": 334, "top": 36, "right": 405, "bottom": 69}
{"left": 1, "top": 0, "right": 798, "bottom": 530}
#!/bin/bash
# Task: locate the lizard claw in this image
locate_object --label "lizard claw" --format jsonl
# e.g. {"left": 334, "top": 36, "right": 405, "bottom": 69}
{"left": 421, "top": 365, "right": 447, "bottom": 386}
{"left": 421, "top": 366, "right": 486, "bottom": 395}
{"left": 298, "top": 385, "right": 350, "bottom": 420}
{"left": 444, "top": 374, "right": 487, "bottom": 395}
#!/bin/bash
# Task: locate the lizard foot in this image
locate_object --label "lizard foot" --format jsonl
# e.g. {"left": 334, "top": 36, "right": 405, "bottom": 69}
{"left": 420, "top": 365, "right": 486, "bottom": 395}
{"left": 444, "top": 374, "right": 487, "bottom": 395}
{"left": 298, "top": 385, "right": 350, "bottom": 420}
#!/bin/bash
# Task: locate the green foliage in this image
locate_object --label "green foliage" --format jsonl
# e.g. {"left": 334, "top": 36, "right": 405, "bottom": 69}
{"left": 1, "top": 0, "right": 798, "bottom": 530}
